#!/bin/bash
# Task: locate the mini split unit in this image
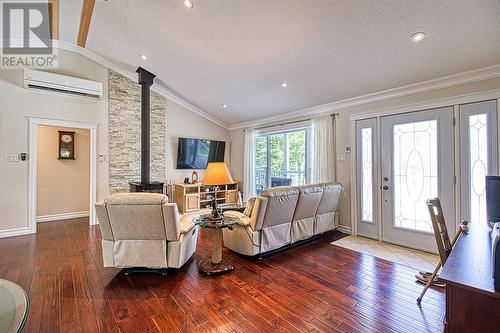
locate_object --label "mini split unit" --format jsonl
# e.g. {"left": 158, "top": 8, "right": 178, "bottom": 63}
{"left": 24, "top": 69, "right": 103, "bottom": 99}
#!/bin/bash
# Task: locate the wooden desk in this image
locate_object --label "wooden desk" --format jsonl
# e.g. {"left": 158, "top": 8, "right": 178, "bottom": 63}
{"left": 440, "top": 223, "right": 500, "bottom": 333}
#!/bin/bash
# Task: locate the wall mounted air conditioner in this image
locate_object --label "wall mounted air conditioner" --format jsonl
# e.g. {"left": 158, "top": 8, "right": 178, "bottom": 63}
{"left": 24, "top": 69, "right": 103, "bottom": 99}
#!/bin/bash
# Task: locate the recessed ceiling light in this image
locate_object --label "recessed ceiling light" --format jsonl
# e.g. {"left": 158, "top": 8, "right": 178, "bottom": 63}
{"left": 184, "top": 0, "right": 193, "bottom": 8}
{"left": 280, "top": 82, "right": 288, "bottom": 88}
{"left": 140, "top": 54, "right": 147, "bottom": 60}
{"left": 221, "top": 104, "right": 227, "bottom": 108}
{"left": 410, "top": 32, "right": 426, "bottom": 42}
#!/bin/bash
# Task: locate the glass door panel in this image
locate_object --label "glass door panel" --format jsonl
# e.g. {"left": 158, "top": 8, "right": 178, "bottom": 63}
{"left": 356, "top": 118, "right": 378, "bottom": 239}
{"left": 254, "top": 128, "right": 310, "bottom": 195}
{"left": 255, "top": 135, "right": 268, "bottom": 195}
{"left": 460, "top": 100, "right": 498, "bottom": 226}
{"left": 392, "top": 120, "right": 437, "bottom": 233}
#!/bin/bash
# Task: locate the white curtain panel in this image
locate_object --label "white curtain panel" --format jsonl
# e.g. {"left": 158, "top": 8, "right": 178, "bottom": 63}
{"left": 313, "top": 114, "right": 336, "bottom": 182}
{"left": 243, "top": 129, "right": 256, "bottom": 201}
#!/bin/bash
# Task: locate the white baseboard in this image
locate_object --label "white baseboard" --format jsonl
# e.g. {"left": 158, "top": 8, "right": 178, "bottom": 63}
{"left": 36, "top": 211, "right": 90, "bottom": 223}
{"left": 336, "top": 225, "right": 352, "bottom": 234}
{"left": 0, "top": 227, "right": 33, "bottom": 239}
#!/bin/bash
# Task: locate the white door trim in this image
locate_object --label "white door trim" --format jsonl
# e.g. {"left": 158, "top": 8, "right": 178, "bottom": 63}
{"left": 350, "top": 89, "right": 500, "bottom": 121}
{"left": 28, "top": 117, "right": 98, "bottom": 235}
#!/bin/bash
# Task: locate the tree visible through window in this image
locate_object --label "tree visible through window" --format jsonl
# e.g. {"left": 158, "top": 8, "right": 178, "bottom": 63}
{"left": 254, "top": 128, "right": 310, "bottom": 195}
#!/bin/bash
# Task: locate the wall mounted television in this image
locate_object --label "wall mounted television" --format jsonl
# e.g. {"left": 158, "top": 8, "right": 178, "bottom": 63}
{"left": 176, "top": 137, "right": 226, "bottom": 169}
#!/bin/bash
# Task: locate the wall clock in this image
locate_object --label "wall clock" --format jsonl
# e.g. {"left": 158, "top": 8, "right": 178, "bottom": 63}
{"left": 58, "top": 131, "right": 75, "bottom": 159}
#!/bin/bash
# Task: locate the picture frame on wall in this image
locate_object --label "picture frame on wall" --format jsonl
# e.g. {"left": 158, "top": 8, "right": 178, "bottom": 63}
{"left": 58, "top": 131, "right": 75, "bottom": 159}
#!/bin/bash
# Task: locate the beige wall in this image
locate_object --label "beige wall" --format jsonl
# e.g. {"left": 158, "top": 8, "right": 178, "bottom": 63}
{"left": 166, "top": 100, "right": 230, "bottom": 184}
{"left": 37, "top": 126, "right": 90, "bottom": 218}
{"left": 0, "top": 50, "right": 109, "bottom": 232}
{"left": 229, "top": 77, "right": 500, "bottom": 229}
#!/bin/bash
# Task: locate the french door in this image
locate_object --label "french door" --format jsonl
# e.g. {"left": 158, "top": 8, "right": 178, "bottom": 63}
{"left": 355, "top": 101, "right": 499, "bottom": 252}
{"left": 380, "top": 107, "right": 455, "bottom": 251}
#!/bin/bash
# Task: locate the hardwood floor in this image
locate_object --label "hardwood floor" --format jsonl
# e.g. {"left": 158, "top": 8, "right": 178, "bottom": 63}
{"left": 0, "top": 218, "right": 445, "bottom": 332}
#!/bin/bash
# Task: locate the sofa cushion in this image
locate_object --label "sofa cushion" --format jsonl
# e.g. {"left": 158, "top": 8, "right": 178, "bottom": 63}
{"left": 292, "top": 184, "right": 323, "bottom": 221}
{"left": 106, "top": 204, "right": 166, "bottom": 240}
{"left": 317, "top": 182, "right": 343, "bottom": 215}
{"left": 260, "top": 186, "right": 299, "bottom": 228}
{"left": 261, "top": 187, "right": 299, "bottom": 198}
{"left": 105, "top": 192, "right": 168, "bottom": 205}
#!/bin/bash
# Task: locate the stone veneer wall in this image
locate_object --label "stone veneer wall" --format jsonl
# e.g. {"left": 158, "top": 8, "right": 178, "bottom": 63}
{"left": 108, "top": 69, "right": 166, "bottom": 193}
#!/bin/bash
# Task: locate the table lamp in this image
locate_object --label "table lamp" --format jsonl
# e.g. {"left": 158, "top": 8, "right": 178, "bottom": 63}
{"left": 202, "top": 162, "right": 234, "bottom": 220}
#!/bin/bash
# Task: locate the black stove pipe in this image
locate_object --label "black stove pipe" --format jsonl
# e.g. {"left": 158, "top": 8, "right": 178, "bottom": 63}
{"left": 136, "top": 67, "right": 156, "bottom": 184}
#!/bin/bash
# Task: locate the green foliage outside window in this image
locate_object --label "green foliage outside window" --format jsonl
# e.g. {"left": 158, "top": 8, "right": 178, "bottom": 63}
{"left": 255, "top": 130, "right": 306, "bottom": 172}
{"left": 255, "top": 136, "right": 267, "bottom": 168}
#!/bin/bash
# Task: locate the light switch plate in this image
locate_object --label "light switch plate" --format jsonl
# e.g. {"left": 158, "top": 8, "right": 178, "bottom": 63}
{"left": 4, "top": 154, "right": 19, "bottom": 162}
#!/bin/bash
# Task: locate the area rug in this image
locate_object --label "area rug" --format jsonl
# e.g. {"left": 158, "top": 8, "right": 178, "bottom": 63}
{"left": 0, "top": 278, "right": 29, "bottom": 333}
{"left": 332, "top": 235, "right": 439, "bottom": 272}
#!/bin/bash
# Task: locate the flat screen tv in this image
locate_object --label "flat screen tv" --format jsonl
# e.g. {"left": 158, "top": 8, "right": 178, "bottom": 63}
{"left": 176, "top": 137, "right": 225, "bottom": 169}
{"left": 486, "top": 176, "right": 500, "bottom": 227}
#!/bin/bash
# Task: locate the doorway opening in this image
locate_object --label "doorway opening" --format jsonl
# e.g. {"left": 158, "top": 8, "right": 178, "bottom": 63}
{"left": 28, "top": 118, "right": 97, "bottom": 234}
{"left": 36, "top": 125, "right": 91, "bottom": 224}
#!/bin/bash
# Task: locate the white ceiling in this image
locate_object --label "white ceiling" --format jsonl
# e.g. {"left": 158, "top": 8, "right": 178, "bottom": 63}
{"left": 59, "top": 0, "right": 500, "bottom": 127}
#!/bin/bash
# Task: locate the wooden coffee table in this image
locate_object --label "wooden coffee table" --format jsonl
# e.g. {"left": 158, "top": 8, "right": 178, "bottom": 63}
{"left": 193, "top": 215, "right": 238, "bottom": 275}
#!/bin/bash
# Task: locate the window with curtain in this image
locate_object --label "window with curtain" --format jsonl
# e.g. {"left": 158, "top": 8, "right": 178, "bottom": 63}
{"left": 254, "top": 128, "right": 312, "bottom": 195}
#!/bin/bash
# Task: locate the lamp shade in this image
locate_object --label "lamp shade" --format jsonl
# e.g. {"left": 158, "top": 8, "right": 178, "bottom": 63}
{"left": 202, "top": 162, "right": 234, "bottom": 186}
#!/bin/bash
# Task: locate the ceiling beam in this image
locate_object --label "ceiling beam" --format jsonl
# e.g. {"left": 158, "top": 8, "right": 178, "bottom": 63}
{"left": 48, "top": 0, "right": 59, "bottom": 39}
{"left": 77, "top": 0, "right": 96, "bottom": 47}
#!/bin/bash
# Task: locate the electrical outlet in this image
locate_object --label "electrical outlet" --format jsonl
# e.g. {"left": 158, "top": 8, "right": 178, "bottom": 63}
{"left": 4, "top": 154, "right": 19, "bottom": 162}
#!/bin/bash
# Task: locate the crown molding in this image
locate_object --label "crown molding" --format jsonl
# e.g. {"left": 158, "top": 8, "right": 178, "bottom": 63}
{"left": 53, "top": 40, "right": 230, "bottom": 129}
{"left": 228, "top": 64, "right": 500, "bottom": 130}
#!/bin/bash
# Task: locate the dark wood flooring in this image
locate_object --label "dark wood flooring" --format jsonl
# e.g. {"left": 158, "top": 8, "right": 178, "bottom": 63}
{"left": 0, "top": 218, "right": 445, "bottom": 332}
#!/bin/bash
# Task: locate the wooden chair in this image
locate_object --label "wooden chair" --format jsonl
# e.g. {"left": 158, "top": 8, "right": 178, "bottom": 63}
{"left": 417, "top": 198, "right": 468, "bottom": 304}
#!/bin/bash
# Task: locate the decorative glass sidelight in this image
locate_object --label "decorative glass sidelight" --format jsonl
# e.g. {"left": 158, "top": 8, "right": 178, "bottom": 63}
{"left": 468, "top": 113, "right": 488, "bottom": 225}
{"left": 361, "top": 128, "right": 373, "bottom": 223}
{"left": 393, "top": 120, "right": 438, "bottom": 232}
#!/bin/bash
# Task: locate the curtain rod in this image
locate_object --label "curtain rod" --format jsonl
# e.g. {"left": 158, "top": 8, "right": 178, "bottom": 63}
{"left": 246, "top": 113, "right": 339, "bottom": 131}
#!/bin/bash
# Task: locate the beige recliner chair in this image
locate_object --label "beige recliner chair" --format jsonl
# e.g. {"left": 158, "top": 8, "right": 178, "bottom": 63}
{"left": 223, "top": 182, "right": 343, "bottom": 256}
{"left": 95, "top": 193, "right": 198, "bottom": 273}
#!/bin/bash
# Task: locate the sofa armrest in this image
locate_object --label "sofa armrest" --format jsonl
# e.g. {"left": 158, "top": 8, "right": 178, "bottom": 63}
{"left": 162, "top": 203, "right": 181, "bottom": 241}
{"left": 224, "top": 211, "right": 252, "bottom": 227}
{"left": 95, "top": 202, "right": 113, "bottom": 240}
{"left": 243, "top": 197, "right": 256, "bottom": 217}
{"left": 179, "top": 215, "right": 196, "bottom": 234}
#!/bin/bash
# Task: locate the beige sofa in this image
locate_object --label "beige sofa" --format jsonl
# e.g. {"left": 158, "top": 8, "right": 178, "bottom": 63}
{"left": 95, "top": 193, "right": 199, "bottom": 270}
{"left": 222, "top": 182, "right": 343, "bottom": 256}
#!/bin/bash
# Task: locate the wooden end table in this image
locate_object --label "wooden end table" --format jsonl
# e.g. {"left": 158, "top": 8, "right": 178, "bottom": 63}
{"left": 193, "top": 215, "right": 237, "bottom": 275}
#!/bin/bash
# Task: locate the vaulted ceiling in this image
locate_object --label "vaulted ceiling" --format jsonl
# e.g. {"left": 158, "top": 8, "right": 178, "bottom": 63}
{"left": 59, "top": 0, "right": 500, "bottom": 127}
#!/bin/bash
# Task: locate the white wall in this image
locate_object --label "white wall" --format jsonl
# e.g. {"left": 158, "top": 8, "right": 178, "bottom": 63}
{"left": 0, "top": 50, "right": 109, "bottom": 233}
{"left": 0, "top": 49, "right": 230, "bottom": 236}
{"left": 229, "top": 77, "right": 500, "bottom": 229}
{"left": 165, "top": 100, "right": 230, "bottom": 184}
